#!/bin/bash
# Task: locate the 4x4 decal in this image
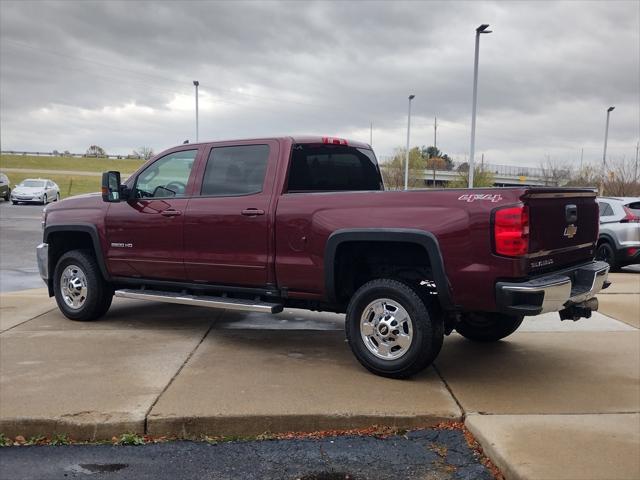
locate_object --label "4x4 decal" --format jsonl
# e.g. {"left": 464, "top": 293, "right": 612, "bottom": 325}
{"left": 458, "top": 193, "right": 503, "bottom": 203}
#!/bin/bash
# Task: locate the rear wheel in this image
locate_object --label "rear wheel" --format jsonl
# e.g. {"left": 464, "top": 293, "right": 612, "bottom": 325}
{"left": 53, "top": 249, "right": 113, "bottom": 321}
{"left": 42, "top": 194, "right": 47, "bottom": 205}
{"left": 596, "top": 241, "right": 618, "bottom": 271}
{"left": 345, "top": 279, "right": 444, "bottom": 379}
{"left": 456, "top": 312, "right": 523, "bottom": 342}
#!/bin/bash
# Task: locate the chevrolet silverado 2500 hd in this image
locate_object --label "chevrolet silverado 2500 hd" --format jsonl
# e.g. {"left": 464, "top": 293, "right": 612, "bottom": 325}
{"left": 37, "top": 136, "right": 609, "bottom": 378}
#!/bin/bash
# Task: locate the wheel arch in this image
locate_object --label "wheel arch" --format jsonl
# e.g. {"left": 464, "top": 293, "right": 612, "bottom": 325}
{"left": 597, "top": 232, "right": 620, "bottom": 250}
{"left": 44, "top": 224, "right": 110, "bottom": 296}
{"left": 324, "top": 228, "right": 453, "bottom": 310}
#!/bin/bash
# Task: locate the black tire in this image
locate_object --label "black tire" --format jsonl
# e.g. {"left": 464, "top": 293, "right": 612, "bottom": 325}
{"left": 53, "top": 249, "right": 113, "bottom": 321}
{"left": 55, "top": 193, "right": 60, "bottom": 202}
{"left": 42, "top": 194, "right": 47, "bottom": 205}
{"left": 345, "top": 279, "right": 444, "bottom": 379}
{"left": 596, "top": 241, "right": 619, "bottom": 272}
{"left": 456, "top": 312, "right": 523, "bottom": 342}
{"left": 11, "top": 200, "right": 17, "bottom": 205}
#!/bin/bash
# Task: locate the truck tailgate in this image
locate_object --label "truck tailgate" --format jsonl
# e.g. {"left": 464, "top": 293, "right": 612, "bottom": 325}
{"left": 523, "top": 189, "right": 599, "bottom": 272}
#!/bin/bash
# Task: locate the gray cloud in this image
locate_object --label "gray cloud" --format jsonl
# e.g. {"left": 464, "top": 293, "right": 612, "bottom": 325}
{"left": 1, "top": 0, "right": 638, "bottom": 166}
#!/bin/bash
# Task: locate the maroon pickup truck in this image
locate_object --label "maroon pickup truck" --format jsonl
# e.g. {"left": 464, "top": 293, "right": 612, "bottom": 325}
{"left": 37, "top": 136, "right": 609, "bottom": 378}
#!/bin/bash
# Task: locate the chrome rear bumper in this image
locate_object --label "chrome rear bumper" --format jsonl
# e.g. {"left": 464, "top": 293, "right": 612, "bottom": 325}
{"left": 496, "top": 261, "right": 610, "bottom": 316}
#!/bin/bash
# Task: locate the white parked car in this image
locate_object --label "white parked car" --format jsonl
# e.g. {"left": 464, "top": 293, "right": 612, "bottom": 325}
{"left": 596, "top": 197, "right": 640, "bottom": 270}
{"left": 11, "top": 179, "right": 60, "bottom": 205}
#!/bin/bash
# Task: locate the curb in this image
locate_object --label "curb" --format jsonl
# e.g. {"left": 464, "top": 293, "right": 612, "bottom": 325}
{"left": 0, "top": 412, "right": 462, "bottom": 442}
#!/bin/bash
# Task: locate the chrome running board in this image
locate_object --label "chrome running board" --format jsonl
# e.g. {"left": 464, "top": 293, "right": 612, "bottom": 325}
{"left": 114, "top": 289, "right": 283, "bottom": 314}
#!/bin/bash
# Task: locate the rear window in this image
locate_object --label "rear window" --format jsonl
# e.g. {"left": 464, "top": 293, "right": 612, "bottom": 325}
{"left": 626, "top": 201, "right": 640, "bottom": 215}
{"left": 287, "top": 144, "right": 383, "bottom": 192}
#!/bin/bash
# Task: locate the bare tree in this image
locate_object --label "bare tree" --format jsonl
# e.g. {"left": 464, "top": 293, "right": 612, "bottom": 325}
{"left": 603, "top": 158, "right": 640, "bottom": 196}
{"left": 539, "top": 155, "right": 571, "bottom": 186}
{"left": 379, "top": 147, "right": 425, "bottom": 190}
{"left": 447, "top": 167, "right": 495, "bottom": 188}
{"left": 133, "top": 146, "right": 155, "bottom": 160}
{"left": 564, "top": 164, "right": 599, "bottom": 189}
{"left": 86, "top": 145, "right": 106, "bottom": 157}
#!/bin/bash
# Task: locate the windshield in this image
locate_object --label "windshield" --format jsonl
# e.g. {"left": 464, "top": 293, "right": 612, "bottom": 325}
{"left": 19, "top": 180, "right": 45, "bottom": 188}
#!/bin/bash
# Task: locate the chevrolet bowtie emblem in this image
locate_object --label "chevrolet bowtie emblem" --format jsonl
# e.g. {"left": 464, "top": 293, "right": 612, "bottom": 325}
{"left": 564, "top": 224, "right": 578, "bottom": 239}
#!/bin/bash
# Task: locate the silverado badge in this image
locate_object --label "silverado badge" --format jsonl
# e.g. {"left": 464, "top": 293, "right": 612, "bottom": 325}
{"left": 563, "top": 224, "right": 578, "bottom": 239}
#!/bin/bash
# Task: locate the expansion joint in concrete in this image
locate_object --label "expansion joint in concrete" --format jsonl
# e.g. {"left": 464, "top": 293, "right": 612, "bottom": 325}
{"left": 433, "top": 363, "right": 465, "bottom": 419}
{"left": 142, "top": 315, "right": 218, "bottom": 434}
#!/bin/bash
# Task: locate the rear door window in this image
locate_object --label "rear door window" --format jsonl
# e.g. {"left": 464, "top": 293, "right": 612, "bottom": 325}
{"left": 287, "top": 144, "right": 383, "bottom": 192}
{"left": 598, "top": 202, "right": 614, "bottom": 217}
{"left": 200, "top": 145, "right": 270, "bottom": 196}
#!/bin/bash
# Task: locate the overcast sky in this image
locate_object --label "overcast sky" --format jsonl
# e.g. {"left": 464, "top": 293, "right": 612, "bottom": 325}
{"left": 1, "top": 0, "right": 638, "bottom": 167}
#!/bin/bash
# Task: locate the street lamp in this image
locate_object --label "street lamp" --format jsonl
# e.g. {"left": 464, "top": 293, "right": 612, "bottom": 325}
{"left": 599, "top": 105, "right": 615, "bottom": 195}
{"left": 193, "top": 80, "right": 200, "bottom": 142}
{"left": 468, "top": 23, "right": 492, "bottom": 188}
{"left": 404, "top": 94, "right": 415, "bottom": 190}
{"left": 602, "top": 106, "right": 615, "bottom": 176}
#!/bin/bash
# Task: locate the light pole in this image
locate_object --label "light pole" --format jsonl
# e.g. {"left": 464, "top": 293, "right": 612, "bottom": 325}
{"left": 404, "top": 94, "right": 415, "bottom": 190}
{"left": 468, "top": 24, "right": 492, "bottom": 188}
{"left": 602, "top": 106, "right": 615, "bottom": 177}
{"left": 193, "top": 80, "right": 200, "bottom": 142}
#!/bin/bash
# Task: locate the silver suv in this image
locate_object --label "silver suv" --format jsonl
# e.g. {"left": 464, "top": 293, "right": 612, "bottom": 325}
{"left": 596, "top": 197, "right": 640, "bottom": 270}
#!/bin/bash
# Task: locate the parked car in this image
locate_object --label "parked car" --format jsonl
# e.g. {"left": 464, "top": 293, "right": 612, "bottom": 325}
{"left": 596, "top": 197, "right": 640, "bottom": 270}
{"left": 36, "top": 136, "right": 609, "bottom": 378}
{"left": 11, "top": 178, "right": 60, "bottom": 205}
{"left": 0, "top": 172, "right": 10, "bottom": 201}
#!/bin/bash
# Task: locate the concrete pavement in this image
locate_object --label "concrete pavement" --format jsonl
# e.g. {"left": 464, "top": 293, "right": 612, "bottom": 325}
{"left": 1, "top": 272, "right": 639, "bottom": 479}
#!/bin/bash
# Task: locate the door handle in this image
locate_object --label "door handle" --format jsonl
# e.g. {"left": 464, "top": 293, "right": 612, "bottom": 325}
{"left": 161, "top": 209, "right": 182, "bottom": 217}
{"left": 241, "top": 208, "right": 265, "bottom": 216}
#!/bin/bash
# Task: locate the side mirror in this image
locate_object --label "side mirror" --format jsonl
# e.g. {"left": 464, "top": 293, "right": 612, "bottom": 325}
{"left": 101, "top": 171, "right": 122, "bottom": 202}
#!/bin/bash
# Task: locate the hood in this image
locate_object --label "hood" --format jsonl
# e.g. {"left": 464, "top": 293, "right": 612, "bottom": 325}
{"left": 13, "top": 186, "right": 45, "bottom": 194}
{"left": 45, "top": 192, "right": 101, "bottom": 211}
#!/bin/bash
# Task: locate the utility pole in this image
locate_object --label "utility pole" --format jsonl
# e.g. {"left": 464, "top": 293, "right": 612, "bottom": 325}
{"left": 193, "top": 80, "right": 200, "bottom": 142}
{"left": 635, "top": 141, "right": 639, "bottom": 182}
{"left": 370, "top": 122, "right": 373, "bottom": 146}
{"left": 434, "top": 116, "right": 438, "bottom": 150}
{"left": 580, "top": 148, "right": 584, "bottom": 171}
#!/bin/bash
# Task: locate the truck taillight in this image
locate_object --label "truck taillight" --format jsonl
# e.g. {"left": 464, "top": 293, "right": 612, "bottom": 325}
{"left": 322, "top": 137, "right": 348, "bottom": 145}
{"left": 494, "top": 204, "right": 529, "bottom": 257}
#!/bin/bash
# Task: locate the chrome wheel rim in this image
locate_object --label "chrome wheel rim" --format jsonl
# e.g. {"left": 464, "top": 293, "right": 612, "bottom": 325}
{"left": 360, "top": 298, "right": 413, "bottom": 360}
{"left": 60, "top": 264, "right": 88, "bottom": 309}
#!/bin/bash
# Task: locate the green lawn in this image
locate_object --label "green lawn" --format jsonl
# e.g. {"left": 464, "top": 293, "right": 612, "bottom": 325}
{"left": 8, "top": 172, "right": 101, "bottom": 198}
{"left": 0, "top": 154, "right": 145, "bottom": 173}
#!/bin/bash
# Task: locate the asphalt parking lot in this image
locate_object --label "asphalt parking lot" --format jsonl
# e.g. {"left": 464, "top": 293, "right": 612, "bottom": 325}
{"left": 0, "top": 201, "right": 45, "bottom": 292}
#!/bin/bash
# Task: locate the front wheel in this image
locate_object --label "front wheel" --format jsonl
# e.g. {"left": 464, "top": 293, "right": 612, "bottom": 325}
{"left": 455, "top": 312, "right": 523, "bottom": 342}
{"left": 345, "top": 279, "right": 444, "bottom": 379}
{"left": 53, "top": 249, "right": 113, "bottom": 321}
